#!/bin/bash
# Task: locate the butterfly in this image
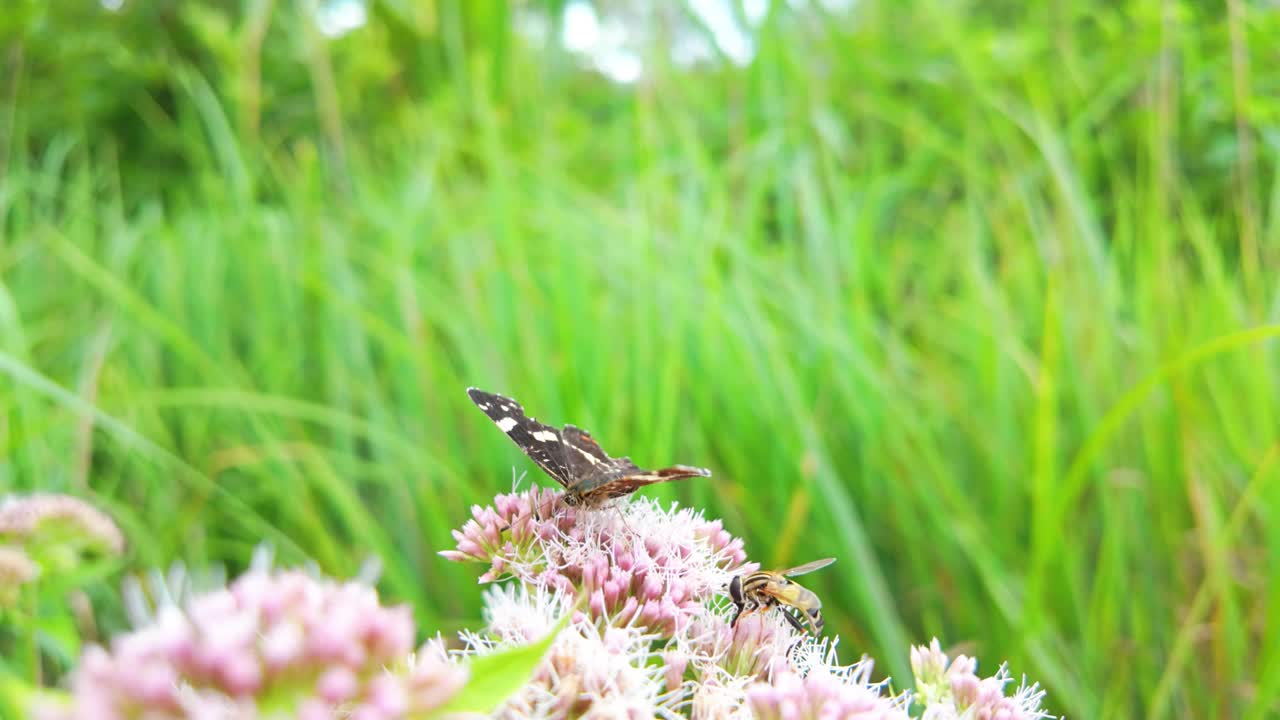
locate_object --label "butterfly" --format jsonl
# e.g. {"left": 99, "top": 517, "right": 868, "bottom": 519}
{"left": 466, "top": 387, "right": 711, "bottom": 507}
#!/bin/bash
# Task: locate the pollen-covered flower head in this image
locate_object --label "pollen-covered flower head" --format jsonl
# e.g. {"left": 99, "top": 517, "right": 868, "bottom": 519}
{"left": 910, "top": 638, "right": 1056, "bottom": 720}
{"left": 443, "top": 488, "right": 752, "bottom": 636}
{"left": 39, "top": 568, "right": 465, "bottom": 720}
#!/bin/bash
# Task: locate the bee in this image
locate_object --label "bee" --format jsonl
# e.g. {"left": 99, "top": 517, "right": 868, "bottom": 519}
{"left": 728, "top": 557, "right": 836, "bottom": 635}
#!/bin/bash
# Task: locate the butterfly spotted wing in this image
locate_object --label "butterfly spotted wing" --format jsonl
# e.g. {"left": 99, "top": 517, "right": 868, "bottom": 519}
{"left": 466, "top": 388, "right": 710, "bottom": 504}
{"left": 466, "top": 388, "right": 572, "bottom": 488}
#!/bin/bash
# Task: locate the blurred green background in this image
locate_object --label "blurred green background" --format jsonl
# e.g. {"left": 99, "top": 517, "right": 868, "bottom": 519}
{"left": 2, "top": 1, "right": 1279, "bottom": 717}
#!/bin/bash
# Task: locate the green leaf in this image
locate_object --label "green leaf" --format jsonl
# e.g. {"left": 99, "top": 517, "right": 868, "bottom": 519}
{"left": 432, "top": 613, "right": 569, "bottom": 717}
{"left": 0, "top": 673, "right": 48, "bottom": 719}
{"left": 35, "top": 611, "right": 82, "bottom": 669}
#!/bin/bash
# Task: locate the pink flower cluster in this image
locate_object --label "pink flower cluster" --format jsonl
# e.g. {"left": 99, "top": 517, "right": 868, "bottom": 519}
{"left": 39, "top": 569, "right": 466, "bottom": 720}
{"left": 0, "top": 492, "right": 125, "bottom": 555}
{"left": 441, "top": 487, "right": 578, "bottom": 583}
{"left": 747, "top": 667, "right": 911, "bottom": 720}
{"left": 497, "top": 620, "right": 666, "bottom": 719}
{"left": 1, "top": 493, "right": 124, "bottom": 605}
{"left": 910, "top": 638, "right": 1053, "bottom": 720}
{"left": 0, "top": 545, "right": 37, "bottom": 585}
{"left": 440, "top": 488, "right": 1054, "bottom": 718}
{"left": 454, "top": 585, "right": 673, "bottom": 718}
{"left": 442, "top": 488, "right": 752, "bottom": 635}
{"left": 681, "top": 610, "right": 794, "bottom": 680}
{"left": 28, "top": 487, "right": 1057, "bottom": 720}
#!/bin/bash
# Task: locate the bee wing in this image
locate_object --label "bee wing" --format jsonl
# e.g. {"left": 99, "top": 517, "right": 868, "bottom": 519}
{"left": 781, "top": 557, "right": 836, "bottom": 577}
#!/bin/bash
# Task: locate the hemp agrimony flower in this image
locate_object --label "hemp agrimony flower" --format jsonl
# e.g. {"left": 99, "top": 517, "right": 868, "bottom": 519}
{"left": 0, "top": 545, "right": 38, "bottom": 605}
{"left": 443, "top": 490, "right": 925, "bottom": 717}
{"left": 442, "top": 488, "right": 1058, "bottom": 719}
{"left": 910, "top": 638, "right": 1056, "bottom": 720}
{"left": 30, "top": 479, "right": 1058, "bottom": 719}
{"left": 37, "top": 568, "right": 466, "bottom": 720}
{"left": 0, "top": 492, "right": 125, "bottom": 572}
{"left": 442, "top": 488, "right": 751, "bottom": 636}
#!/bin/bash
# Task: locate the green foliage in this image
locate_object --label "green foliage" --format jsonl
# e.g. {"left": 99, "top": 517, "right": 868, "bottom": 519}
{"left": 436, "top": 612, "right": 568, "bottom": 718}
{"left": 2, "top": 1, "right": 1279, "bottom": 718}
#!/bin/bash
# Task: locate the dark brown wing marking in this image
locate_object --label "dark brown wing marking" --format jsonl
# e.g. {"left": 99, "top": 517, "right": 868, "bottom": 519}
{"left": 583, "top": 465, "right": 712, "bottom": 501}
{"left": 561, "top": 425, "right": 618, "bottom": 482}
{"left": 468, "top": 387, "right": 711, "bottom": 504}
{"left": 466, "top": 388, "right": 572, "bottom": 488}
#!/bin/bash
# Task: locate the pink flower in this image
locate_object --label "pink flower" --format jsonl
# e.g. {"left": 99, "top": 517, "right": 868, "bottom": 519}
{"left": 689, "top": 670, "right": 755, "bottom": 720}
{"left": 910, "top": 638, "right": 1055, "bottom": 720}
{"left": 481, "top": 618, "right": 668, "bottom": 719}
{"left": 438, "top": 487, "right": 577, "bottom": 569}
{"left": 0, "top": 545, "right": 37, "bottom": 587}
{"left": 744, "top": 638, "right": 912, "bottom": 720}
{"left": 0, "top": 493, "right": 124, "bottom": 555}
{"left": 680, "top": 607, "right": 794, "bottom": 680}
{"left": 747, "top": 667, "right": 912, "bottom": 720}
{"left": 402, "top": 639, "right": 469, "bottom": 714}
{"left": 39, "top": 569, "right": 465, "bottom": 720}
{"left": 442, "top": 490, "right": 752, "bottom": 636}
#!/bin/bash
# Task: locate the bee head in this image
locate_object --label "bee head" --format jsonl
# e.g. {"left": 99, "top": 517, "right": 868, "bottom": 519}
{"left": 728, "top": 575, "right": 743, "bottom": 605}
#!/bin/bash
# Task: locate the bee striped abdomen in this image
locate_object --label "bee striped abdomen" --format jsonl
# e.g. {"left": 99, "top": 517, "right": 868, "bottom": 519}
{"left": 728, "top": 559, "right": 835, "bottom": 637}
{"left": 742, "top": 573, "right": 779, "bottom": 595}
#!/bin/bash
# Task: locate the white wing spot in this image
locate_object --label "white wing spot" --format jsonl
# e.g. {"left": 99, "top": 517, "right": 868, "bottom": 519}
{"left": 496, "top": 417, "right": 518, "bottom": 432}
{"left": 532, "top": 430, "right": 560, "bottom": 443}
{"left": 570, "top": 445, "right": 600, "bottom": 464}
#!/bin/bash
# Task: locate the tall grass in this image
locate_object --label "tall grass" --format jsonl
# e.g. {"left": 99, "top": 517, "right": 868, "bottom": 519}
{"left": 2, "top": 2, "right": 1278, "bottom": 717}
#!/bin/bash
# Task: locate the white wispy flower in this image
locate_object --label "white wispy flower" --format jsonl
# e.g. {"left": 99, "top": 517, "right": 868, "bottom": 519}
{"left": 743, "top": 636, "right": 913, "bottom": 720}
{"left": 687, "top": 667, "right": 755, "bottom": 720}
{"left": 476, "top": 583, "right": 576, "bottom": 647}
{"left": 486, "top": 619, "right": 672, "bottom": 719}
{"left": 910, "top": 638, "right": 1057, "bottom": 720}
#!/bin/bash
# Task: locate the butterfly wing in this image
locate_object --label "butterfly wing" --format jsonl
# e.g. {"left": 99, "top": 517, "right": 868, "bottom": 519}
{"left": 585, "top": 467, "right": 712, "bottom": 500}
{"left": 780, "top": 557, "right": 836, "bottom": 577}
{"left": 560, "top": 425, "right": 617, "bottom": 490}
{"left": 466, "top": 388, "right": 573, "bottom": 488}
